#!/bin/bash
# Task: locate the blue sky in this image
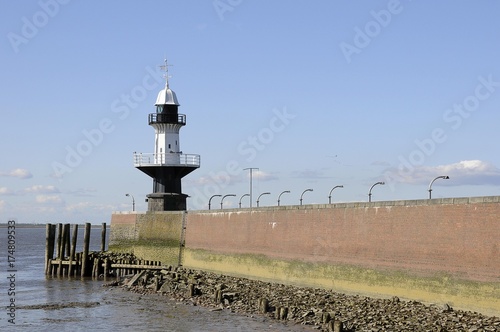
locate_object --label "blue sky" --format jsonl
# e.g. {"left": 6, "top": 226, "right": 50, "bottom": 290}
{"left": 1, "top": 0, "right": 500, "bottom": 224}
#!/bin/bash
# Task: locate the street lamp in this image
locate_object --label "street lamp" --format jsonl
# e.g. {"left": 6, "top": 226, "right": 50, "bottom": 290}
{"left": 220, "top": 194, "right": 236, "bottom": 209}
{"left": 243, "top": 167, "right": 259, "bottom": 208}
{"left": 208, "top": 194, "right": 221, "bottom": 210}
{"left": 300, "top": 189, "right": 313, "bottom": 206}
{"left": 368, "top": 182, "right": 385, "bottom": 202}
{"left": 277, "top": 190, "right": 290, "bottom": 206}
{"left": 256, "top": 192, "right": 271, "bottom": 207}
{"left": 239, "top": 194, "right": 250, "bottom": 208}
{"left": 125, "top": 193, "right": 135, "bottom": 211}
{"left": 428, "top": 176, "right": 449, "bottom": 199}
{"left": 328, "top": 185, "right": 344, "bottom": 204}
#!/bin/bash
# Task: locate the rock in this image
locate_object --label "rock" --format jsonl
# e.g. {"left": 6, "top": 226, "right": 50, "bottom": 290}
{"left": 441, "top": 303, "right": 453, "bottom": 312}
{"left": 158, "top": 282, "right": 171, "bottom": 293}
{"left": 302, "top": 310, "right": 314, "bottom": 318}
{"left": 126, "top": 270, "right": 147, "bottom": 288}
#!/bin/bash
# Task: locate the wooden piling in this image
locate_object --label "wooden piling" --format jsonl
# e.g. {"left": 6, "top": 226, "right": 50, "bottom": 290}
{"left": 103, "top": 258, "right": 109, "bottom": 278}
{"left": 275, "top": 306, "right": 288, "bottom": 320}
{"left": 214, "top": 289, "right": 222, "bottom": 303}
{"left": 258, "top": 298, "right": 269, "bottom": 313}
{"left": 101, "top": 222, "right": 106, "bottom": 252}
{"left": 322, "top": 312, "right": 331, "bottom": 324}
{"left": 64, "top": 223, "right": 71, "bottom": 258}
{"left": 334, "top": 320, "right": 343, "bottom": 332}
{"left": 75, "top": 252, "right": 81, "bottom": 277}
{"left": 81, "top": 222, "right": 91, "bottom": 278}
{"left": 45, "top": 224, "right": 56, "bottom": 275}
{"left": 327, "top": 320, "right": 343, "bottom": 332}
{"left": 68, "top": 224, "right": 78, "bottom": 277}
{"left": 56, "top": 223, "right": 62, "bottom": 259}
{"left": 92, "top": 257, "right": 101, "bottom": 279}
{"left": 187, "top": 283, "right": 195, "bottom": 297}
{"left": 57, "top": 223, "right": 65, "bottom": 277}
{"left": 62, "top": 224, "right": 71, "bottom": 276}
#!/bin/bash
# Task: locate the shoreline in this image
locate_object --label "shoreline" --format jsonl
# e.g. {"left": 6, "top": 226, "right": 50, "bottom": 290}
{"left": 105, "top": 266, "right": 499, "bottom": 331}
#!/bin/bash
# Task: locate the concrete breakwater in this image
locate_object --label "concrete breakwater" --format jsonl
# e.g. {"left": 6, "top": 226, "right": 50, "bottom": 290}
{"left": 110, "top": 196, "right": 500, "bottom": 316}
{"left": 107, "top": 266, "right": 500, "bottom": 331}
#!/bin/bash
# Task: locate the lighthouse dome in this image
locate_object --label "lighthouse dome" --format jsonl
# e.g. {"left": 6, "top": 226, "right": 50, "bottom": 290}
{"left": 155, "top": 87, "right": 179, "bottom": 106}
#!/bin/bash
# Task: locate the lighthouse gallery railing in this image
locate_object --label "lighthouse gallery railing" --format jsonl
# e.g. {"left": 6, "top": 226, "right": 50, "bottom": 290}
{"left": 133, "top": 152, "right": 200, "bottom": 167}
{"left": 149, "top": 113, "right": 186, "bottom": 125}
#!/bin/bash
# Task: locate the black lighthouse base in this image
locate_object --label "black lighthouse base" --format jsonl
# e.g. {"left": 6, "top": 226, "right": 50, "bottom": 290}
{"left": 147, "top": 193, "right": 188, "bottom": 211}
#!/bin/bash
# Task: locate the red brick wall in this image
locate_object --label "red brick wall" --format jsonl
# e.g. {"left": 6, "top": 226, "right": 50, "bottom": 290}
{"left": 185, "top": 197, "right": 500, "bottom": 282}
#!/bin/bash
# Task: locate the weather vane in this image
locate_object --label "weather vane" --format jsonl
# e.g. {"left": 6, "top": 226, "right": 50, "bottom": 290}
{"left": 159, "top": 58, "right": 173, "bottom": 88}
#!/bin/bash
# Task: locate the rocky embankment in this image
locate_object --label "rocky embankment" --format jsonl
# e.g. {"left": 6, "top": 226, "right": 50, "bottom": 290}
{"left": 104, "top": 266, "right": 499, "bottom": 332}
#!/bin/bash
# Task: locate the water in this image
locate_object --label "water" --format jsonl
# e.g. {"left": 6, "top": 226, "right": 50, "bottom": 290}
{"left": 3, "top": 225, "right": 312, "bottom": 331}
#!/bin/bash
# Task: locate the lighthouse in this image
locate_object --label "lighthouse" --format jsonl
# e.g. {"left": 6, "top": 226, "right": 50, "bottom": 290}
{"left": 133, "top": 60, "right": 200, "bottom": 211}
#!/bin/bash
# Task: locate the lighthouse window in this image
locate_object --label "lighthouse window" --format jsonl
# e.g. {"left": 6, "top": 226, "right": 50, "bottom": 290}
{"left": 176, "top": 140, "right": 178, "bottom": 145}
{"left": 156, "top": 106, "right": 163, "bottom": 113}
{"left": 168, "top": 144, "right": 171, "bottom": 149}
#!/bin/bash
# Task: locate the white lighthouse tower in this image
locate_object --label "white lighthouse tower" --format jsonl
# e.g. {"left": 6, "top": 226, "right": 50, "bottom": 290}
{"left": 133, "top": 60, "right": 200, "bottom": 211}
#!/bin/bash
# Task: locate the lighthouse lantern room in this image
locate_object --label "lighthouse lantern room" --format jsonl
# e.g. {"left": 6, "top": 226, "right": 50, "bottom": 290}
{"left": 133, "top": 60, "right": 200, "bottom": 211}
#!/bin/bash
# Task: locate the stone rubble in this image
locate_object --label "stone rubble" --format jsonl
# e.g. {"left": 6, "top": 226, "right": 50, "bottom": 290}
{"left": 104, "top": 266, "right": 500, "bottom": 332}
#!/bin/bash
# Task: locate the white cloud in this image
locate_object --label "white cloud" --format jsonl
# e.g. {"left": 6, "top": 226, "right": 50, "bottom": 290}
{"left": 25, "top": 185, "right": 60, "bottom": 194}
{"left": 189, "top": 176, "right": 214, "bottom": 186}
{"left": 191, "top": 174, "right": 238, "bottom": 186}
{"left": 384, "top": 160, "right": 500, "bottom": 186}
{"left": 0, "top": 168, "right": 33, "bottom": 179}
{"left": 65, "top": 202, "right": 91, "bottom": 212}
{"left": 35, "top": 206, "right": 57, "bottom": 213}
{"left": 188, "top": 170, "right": 278, "bottom": 187}
{"left": 252, "top": 170, "right": 278, "bottom": 181}
{"left": 35, "top": 195, "right": 64, "bottom": 205}
{"left": 68, "top": 188, "right": 97, "bottom": 196}
{"left": 0, "top": 187, "right": 15, "bottom": 195}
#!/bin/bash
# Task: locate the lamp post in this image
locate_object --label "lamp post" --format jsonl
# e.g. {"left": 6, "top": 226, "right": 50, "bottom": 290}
{"left": 243, "top": 168, "right": 259, "bottom": 208}
{"left": 256, "top": 192, "right": 271, "bottom": 207}
{"left": 368, "top": 182, "right": 385, "bottom": 202}
{"left": 125, "top": 193, "right": 135, "bottom": 211}
{"left": 300, "top": 189, "right": 313, "bottom": 206}
{"left": 277, "top": 190, "right": 290, "bottom": 206}
{"left": 220, "top": 194, "right": 236, "bottom": 209}
{"left": 428, "top": 176, "right": 449, "bottom": 199}
{"left": 239, "top": 194, "right": 250, "bottom": 208}
{"left": 208, "top": 194, "right": 221, "bottom": 210}
{"left": 328, "top": 185, "right": 344, "bottom": 204}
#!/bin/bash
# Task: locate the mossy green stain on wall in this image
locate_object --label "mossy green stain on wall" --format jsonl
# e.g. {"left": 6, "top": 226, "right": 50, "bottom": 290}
{"left": 136, "top": 212, "right": 183, "bottom": 242}
{"left": 109, "top": 211, "right": 184, "bottom": 266}
{"left": 183, "top": 248, "right": 500, "bottom": 316}
{"left": 108, "top": 239, "right": 181, "bottom": 266}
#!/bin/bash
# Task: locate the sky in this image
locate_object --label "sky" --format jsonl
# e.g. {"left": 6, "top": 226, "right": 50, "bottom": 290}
{"left": 1, "top": 0, "right": 500, "bottom": 224}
